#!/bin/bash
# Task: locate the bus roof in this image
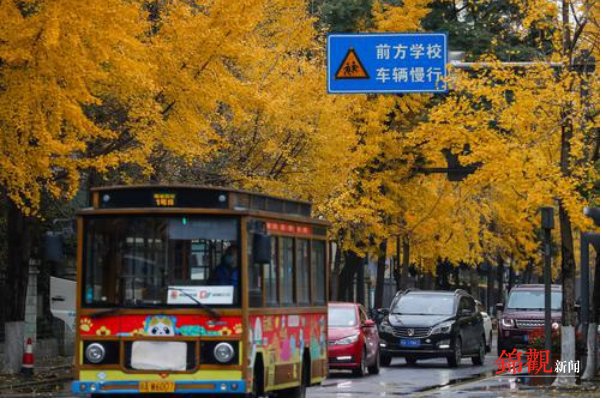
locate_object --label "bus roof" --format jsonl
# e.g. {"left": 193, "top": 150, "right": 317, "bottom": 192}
{"left": 85, "top": 184, "right": 323, "bottom": 222}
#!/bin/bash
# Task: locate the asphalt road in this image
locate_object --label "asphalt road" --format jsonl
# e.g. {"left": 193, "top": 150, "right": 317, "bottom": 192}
{"left": 308, "top": 341, "right": 499, "bottom": 398}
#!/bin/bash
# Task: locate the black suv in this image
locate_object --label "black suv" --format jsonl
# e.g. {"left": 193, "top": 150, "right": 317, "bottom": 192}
{"left": 378, "top": 289, "right": 485, "bottom": 368}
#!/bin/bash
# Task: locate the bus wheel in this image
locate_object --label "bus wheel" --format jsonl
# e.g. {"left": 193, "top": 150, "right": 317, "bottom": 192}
{"left": 250, "top": 357, "right": 265, "bottom": 397}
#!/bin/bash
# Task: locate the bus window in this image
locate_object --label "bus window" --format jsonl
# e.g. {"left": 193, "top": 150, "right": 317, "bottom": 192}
{"left": 279, "top": 237, "right": 294, "bottom": 305}
{"left": 82, "top": 216, "right": 240, "bottom": 307}
{"left": 296, "top": 239, "right": 310, "bottom": 305}
{"left": 311, "top": 240, "right": 326, "bottom": 304}
{"left": 247, "top": 238, "right": 262, "bottom": 307}
{"left": 264, "top": 237, "right": 278, "bottom": 306}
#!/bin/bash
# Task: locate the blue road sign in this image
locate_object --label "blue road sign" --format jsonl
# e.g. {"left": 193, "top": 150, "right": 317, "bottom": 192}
{"left": 327, "top": 33, "right": 448, "bottom": 94}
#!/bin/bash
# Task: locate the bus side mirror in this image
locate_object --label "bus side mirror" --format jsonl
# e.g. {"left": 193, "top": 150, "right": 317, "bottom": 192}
{"left": 253, "top": 233, "right": 271, "bottom": 264}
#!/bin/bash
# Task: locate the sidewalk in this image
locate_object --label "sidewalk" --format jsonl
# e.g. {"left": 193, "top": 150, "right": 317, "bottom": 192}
{"left": 0, "top": 355, "right": 72, "bottom": 397}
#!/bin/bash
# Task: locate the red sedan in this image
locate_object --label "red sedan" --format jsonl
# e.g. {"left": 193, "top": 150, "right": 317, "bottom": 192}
{"left": 327, "top": 302, "right": 380, "bottom": 376}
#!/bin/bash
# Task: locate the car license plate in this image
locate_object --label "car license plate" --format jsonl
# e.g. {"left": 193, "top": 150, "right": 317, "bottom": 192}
{"left": 400, "top": 339, "right": 421, "bottom": 348}
{"left": 139, "top": 381, "right": 175, "bottom": 393}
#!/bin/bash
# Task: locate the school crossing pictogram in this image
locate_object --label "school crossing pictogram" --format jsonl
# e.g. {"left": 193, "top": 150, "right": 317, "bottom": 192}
{"left": 335, "top": 48, "right": 369, "bottom": 79}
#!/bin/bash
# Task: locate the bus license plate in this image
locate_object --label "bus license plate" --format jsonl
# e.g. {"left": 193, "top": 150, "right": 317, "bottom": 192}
{"left": 139, "top": 381, "right": 175, "bottom": 393}
{"left": 400, "top": 339, "right": 420, "bottom": 348}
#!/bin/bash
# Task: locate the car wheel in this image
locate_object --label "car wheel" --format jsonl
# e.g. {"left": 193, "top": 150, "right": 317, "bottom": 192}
{"left": 472, "top": 337, "right": 485, "bottom": 366}
{"left": 353, "top": 348, "right": 368, "bottom": 377}
{"left": 447, "top": 337, "right": 462, "bottom": 368}
{"left": 380, "top": 352, "right": 392, "bottom": 367}
{"left": 486, "top": 332, "right": 492, "bottom": 353}
{"left": 368, "top": 349, "right": 380, "bottom": 374}
{"left": 405, "top": 356, "right": 417, "bottom": 366}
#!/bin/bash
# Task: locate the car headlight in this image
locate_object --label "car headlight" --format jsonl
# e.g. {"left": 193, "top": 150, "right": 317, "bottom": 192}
{"left": 334, "top": 334, "right": 359, "bottom": 345}
{"left": 431, "top": 321, "right": 453, "bottom": 335}
{"left": 501, "top": 318, "right": 515, "bottom": 328}
{"left": 85, "top": 343, "right": 106, "bottom": 364}
{"left": 380, "top": 319, "right": 394, "bottom": 334}
{"left": 214, "top": 342, "right": 235, "bottom": 363}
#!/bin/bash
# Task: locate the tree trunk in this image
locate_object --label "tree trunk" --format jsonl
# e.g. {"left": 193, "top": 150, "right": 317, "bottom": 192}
{"left": 397, "top": 237, "right": 410, "bottom": 290}
{"left": 453, "top": 266, "right": 460, "bottom": 288}
{"left": 592, "top": 250, "right": 600, "bottom": 325}
{"left": 582, "top": 248, "right": 599, "bottom": 380}
{"left": 3, "top": 321, "right": 24, "bottom": 373}
{"left": 374, "top": 240, "right": 387, "bottom": 309}
{"left": 554, "top": 1, "right": 577, "bottom": 386}
{"left": 508, "top": 262, "right": 515, "bottom": 292}
{"left": 559, "top": 205, "right": 577, "bottom": 327}
{"left": 496, "top": 254, "right": 505, "bottom": 305}
{"left": 356, "top": 254, "right": 365, "bottom": 305}
{"left": 423, "top": 272, "right": 435, "bottom": 290}
{"left": 339, "top": 251, "right": 360, "bottom": 302}
{"left": 3, "top": 200, "right": 33, "bottom": 373}
{"left": 330, "top": 243, "right": 342, "bottom": 301}
{"left": 470, "top": 266, "right": 480, "bottom": 300}
{"left": 486, "top": 260, "right": 495, "bottom": 315}
{"left": 582, "top": 322, "right": 599, "bottom": 380}
{"left": 394, "top": 235, "right": 401, "bottom": 290}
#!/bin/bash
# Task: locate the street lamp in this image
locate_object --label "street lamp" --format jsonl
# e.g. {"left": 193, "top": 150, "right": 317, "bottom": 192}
{"left": 541, "top": 206, "right": 554, "bottom": 354}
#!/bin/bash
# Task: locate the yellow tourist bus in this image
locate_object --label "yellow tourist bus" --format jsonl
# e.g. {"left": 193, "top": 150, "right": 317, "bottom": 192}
{"left": 72, "top": 185, "right": 329, "bottom": 396}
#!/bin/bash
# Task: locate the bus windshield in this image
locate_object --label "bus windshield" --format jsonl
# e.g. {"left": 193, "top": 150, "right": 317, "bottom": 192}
{"left": 83, "top": 215, "right": 240, "bottom": 307}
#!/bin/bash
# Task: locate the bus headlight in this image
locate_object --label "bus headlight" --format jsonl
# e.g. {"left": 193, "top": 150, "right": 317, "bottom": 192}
{"left": 214, "top": 342, "right": 235, "bottom": 363}
{"left": 85, "top": 343, "right": 106, "bottom": 364}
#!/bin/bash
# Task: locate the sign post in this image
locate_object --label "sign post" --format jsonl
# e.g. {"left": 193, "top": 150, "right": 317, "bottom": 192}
{"left": 327, "top": 33, "right": 448, "bottom": 94}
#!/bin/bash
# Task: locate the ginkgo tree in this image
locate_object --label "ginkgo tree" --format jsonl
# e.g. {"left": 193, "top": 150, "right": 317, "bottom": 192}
{"left": 407, "top": 0, "right": 599, "bottom": 379}
{"left": 0, "top": 0, "right": 157, "bottom": 372}
{"left": 0, "top": 0, "right": 598, "bottom": 377}
{"left": 0, "top": 0, "right": 360, "bottom": 371}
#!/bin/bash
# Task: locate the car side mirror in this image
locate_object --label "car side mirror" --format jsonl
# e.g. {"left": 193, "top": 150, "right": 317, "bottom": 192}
{"left": 378, "top": 308, "right": 390, "bottom": 316}
{"left": 460, "top": 308, "right": 472, "bottom": 317}
{"left": 363, "top": 319, "right": 375, "bottom": 328}
{"left": 253, "top": 233, "right": 271, "bottom": 264}
{"left": 496, "top": 303, "right": 504, "bottom": 312}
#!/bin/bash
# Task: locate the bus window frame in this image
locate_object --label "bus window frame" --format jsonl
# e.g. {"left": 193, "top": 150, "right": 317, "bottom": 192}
{"left": 80, "top": 214, "right": 242, "bottom": 309}
{"left": 310, "top": 239, "right": 327, "bottom": 306}
{"left": 295, "top": 238, "right": 311, "bottom": 306}
{"left": 278, "top": 236, "right": 295, "bottom": 306}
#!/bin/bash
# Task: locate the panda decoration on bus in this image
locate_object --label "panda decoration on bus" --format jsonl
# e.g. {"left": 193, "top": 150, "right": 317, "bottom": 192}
{"left": 144, "top": 315, "right": 177, "bottom": 336}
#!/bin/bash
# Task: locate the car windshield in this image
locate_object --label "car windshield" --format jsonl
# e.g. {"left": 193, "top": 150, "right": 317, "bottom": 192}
{"left": 391, "top": 294, "right": 455, "bottom": 315}
{"left": 83, "top": 215, "right": 240, "bottom": 307}
{"left": 507, "top": 290, "right": 562, "bottom": 310}
{"left": 328, "top": 307, "right": 358, "bottom": 327}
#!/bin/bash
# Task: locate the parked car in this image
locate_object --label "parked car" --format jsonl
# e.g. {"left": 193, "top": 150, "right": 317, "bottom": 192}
{"left": 327, "top": 302, "right": 380, "bottom": 376}
{"left": 378, "top": 289, "right": 486, "bottom": 368}
{"left": 497, "top": 284, "right": 562, "bottom": 356}
{"left": 475, "top": 300, "right": 493, "bottom": 352}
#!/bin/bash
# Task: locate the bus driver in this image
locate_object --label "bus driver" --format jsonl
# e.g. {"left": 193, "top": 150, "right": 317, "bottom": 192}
{"left": 208, "top": 245, "right": 239, "bottom": 287}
